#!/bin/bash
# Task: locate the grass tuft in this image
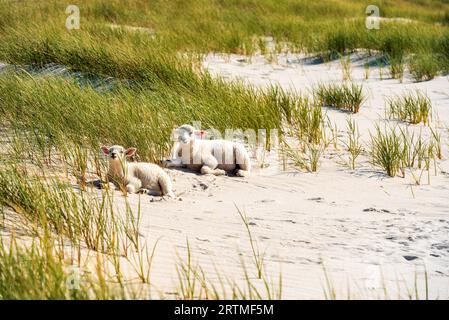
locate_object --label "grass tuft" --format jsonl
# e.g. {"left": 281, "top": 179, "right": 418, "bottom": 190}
{"left": 409, "top": 53, "right": 440, "bottom": 82}
{"left": 387, "top": 91, "right": 432, "bottom": 125}
{"left": 370, "top": 125, "right": 404, "bottom": 177}
{"left": 315, "top": 83, "right": 364, "bottom": 113}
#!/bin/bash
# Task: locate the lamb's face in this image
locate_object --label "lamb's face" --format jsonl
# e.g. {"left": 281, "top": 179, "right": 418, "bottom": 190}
{"left": 176, "top": 125, "right": 195, "bottom": 145}
{"left": 101, "top": 145, "right": 136, "bottom": 162}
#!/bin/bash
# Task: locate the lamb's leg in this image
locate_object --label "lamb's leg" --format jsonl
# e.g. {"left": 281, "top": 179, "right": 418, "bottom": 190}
{"left": 158, "top": 173, "right": 175, "bottom": 198}
{"left": 138, "top": 188, "right": 150, "bottom": 194}
{"left": 164, "top": 142, "right": 183, "bottom": 168}
{"left": 235, "top": 169, "right": 250, "bottom": 177}
{"left": 164, "top": 158, "right": 183, "bottom": 168}
{"left": 126, "top": 177, "right": 142, "bottom": 194}
{"left": 201, "top": 155, "right": 226, "bottom": 175}
{"left": 235, "top": 144, "right": 251, "bottom": 177}
{"left": 126, "top": 184, "right": 136, "bottom": 193}
{"left": 200, "top": 166, "right": 225, "bottom": 175}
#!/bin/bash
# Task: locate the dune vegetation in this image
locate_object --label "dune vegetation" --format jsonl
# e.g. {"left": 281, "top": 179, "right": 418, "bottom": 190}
{"left": 1, "top": 0, "right": 449, "bottom": 72}
{"left": 0, "top": 0, "right": 448, "bottom": 299}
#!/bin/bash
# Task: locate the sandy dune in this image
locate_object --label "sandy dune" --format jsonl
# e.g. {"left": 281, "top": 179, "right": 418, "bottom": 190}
{"left": 117, "top": 52, "right": 449, "bottom": 299}
{"left": 2, "top": 52, "right": 449, "bottom": 299}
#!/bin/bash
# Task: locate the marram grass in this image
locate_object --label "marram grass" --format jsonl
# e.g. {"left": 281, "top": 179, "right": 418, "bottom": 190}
{"left": 387, "top": 91, "right": 432, "bottom": 125}
{"left": 0, "top": 73, "right": 285, "bottom": 163}
{"left": 315, "top": 82, "right": 365, "bottom": 113}
{"left": 1, "top": 0, "right": 449, "bottom": 68}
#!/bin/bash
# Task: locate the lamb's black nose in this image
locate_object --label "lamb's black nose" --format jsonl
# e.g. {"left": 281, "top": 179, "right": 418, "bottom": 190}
{"left": 111, "top": 154, "right": 117, "bottom": 159}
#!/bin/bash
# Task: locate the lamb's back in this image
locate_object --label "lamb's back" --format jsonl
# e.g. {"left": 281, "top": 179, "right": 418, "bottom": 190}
{"left": 128, "top": 162, "right": 166, "bottom": 187}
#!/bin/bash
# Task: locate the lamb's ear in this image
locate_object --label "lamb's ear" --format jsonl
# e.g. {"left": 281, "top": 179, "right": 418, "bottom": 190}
{"left": 101, "top": 146, "right": 109, "bottom": 155}
{"left": 125, "top": 148, "right": 137, "bottom": 157}
{"left": 194, "top": 130, "right": 207, "bottom": 139}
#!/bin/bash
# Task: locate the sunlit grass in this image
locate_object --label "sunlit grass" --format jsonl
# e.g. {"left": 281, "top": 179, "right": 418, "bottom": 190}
{"left": 315, "top": 82, "right": 365, "bottom": 113}
{"left": 370, "top": 124, "right": 438, "bottom": 178}
{"left": 0, "top": 73, "right": 284, "bottom": 163}
{"left": 409, "top": 53, "right": 440, "bottom": 82}
{"left": 387, "top": 91, "right": 432, "bottom": 125}
{"left": 0, "top": 0, "right": 448, "bottom": 301}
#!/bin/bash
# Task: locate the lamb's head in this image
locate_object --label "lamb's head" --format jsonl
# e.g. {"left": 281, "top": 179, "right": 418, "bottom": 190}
{"left": 101, "top": 145, "right": 136, "bottom": 162}
{"left": 175, "top": 124, "right": 206, "bottom": 145}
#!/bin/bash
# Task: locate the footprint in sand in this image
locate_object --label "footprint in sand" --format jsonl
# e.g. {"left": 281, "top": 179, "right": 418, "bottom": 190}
{"left": 403, "top": 255, "right": 419, "bottom": 261}
{"left": 256, "top": 199, "right": 276, "bottom": 203}
{"left": 363, "top": 208, "right": 391, "bottom": 214}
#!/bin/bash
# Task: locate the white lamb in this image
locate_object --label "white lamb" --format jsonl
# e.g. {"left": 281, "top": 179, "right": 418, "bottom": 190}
{"left": 101, "top": 145, "right": 175, "bottom": 198}
{"left": 164, "top": 124, "right": 251, "bottom": 177}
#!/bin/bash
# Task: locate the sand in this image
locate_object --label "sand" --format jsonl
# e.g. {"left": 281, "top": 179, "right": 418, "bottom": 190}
{"left": 119, "top": 52, "right": 449, "bottom": 299}
{"left": 2, "top": 52, "right": 449, "bottom": 299}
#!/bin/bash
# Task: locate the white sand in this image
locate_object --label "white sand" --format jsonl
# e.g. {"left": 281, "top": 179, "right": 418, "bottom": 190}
{"left": 117, "top": 52, "right": 449, "bottom": 299}
{"left": 2, "top": 53, "right": 449, "bottom": 299}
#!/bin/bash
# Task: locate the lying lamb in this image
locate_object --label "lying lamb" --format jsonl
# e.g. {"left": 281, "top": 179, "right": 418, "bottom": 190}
{"left": 164, "top": 124, "right": 251, "bottom": 177}
{"left": 101, "top": 145, "right": 175, "bottom": 198}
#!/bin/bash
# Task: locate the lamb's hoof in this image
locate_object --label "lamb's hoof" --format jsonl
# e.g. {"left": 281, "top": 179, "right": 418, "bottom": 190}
{"left": 215, "top": 169, "right": 226, "bottom": 176}
{"left": 126, "top": 185, "right": 137, "bottom": 194}
{"left": 138, "top": 188, "right": 150, "bottom": 195}
{"left": 235, "top": 170, "right": 249, "bottom": 177}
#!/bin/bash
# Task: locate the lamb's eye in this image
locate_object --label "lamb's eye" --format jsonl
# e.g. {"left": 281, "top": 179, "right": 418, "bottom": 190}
{"left": 120, "top": 151, "right": 124, "bottom": 153}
